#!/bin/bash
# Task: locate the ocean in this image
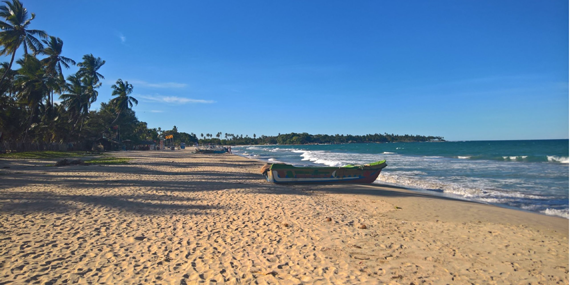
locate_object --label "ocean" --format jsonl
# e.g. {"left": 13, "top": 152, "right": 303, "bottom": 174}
{"left": 233, "top": 140, "right": 569, "bottom": 219}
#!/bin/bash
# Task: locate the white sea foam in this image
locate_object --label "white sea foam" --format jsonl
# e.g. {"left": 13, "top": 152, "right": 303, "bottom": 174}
{"left": 502, "top": 156, "right": 529, "bottom": 161}
{"left": 377, "top": 172, "right": 549, "bottom": 201}
{"left": 457, "top": 156, "right": 471, "bottom": 159}
{"left": 547, "top": 156, "right": 569, "bottom": 164}
{"left": 299, "top": 150, "right": 344, "bottom": 166}
{"left": 541, "top": 208, "right": 569, "bottom": 219}
{"left": 383, "top": 152, "right": 395, "bottom": 154}
{"left": 478, "top": 197, "right": 513, "bottom": 204}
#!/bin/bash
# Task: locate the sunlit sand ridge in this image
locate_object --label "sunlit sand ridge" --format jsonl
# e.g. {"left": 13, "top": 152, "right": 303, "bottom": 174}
{"left": 0, "top": 150, "right": 567, "bottom": 283}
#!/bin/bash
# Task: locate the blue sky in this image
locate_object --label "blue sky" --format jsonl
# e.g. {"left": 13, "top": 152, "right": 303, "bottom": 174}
{"left": 7, "top": 0, "right": 569, "bottom": 140}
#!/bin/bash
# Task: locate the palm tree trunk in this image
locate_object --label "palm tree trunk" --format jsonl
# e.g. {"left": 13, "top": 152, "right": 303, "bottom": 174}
{"left": 0, "top": 50, "right": 17, "bottom": 87}
{"left": 110, "top": 110, "right": 122, "bottom": 125}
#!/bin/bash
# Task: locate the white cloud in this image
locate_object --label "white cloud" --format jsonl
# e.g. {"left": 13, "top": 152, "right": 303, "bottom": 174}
{"left": 115, "top": 31, "right": 126, "bottom": 43}
{"left": 139, "top": 94, "right": 215, "bottom": 104}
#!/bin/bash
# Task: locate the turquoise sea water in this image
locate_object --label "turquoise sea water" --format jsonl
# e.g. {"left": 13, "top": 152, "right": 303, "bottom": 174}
{"left": 233, "top": 140, "right": 569, "bottom": 219}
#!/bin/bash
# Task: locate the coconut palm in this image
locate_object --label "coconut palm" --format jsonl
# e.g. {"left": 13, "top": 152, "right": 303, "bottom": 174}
{"left": 13, "top": 54, "right": 55, "bottom": 132}
{"left": 60, "top": 73, "right": 89, "bottom": 128}
{"left": 0, "top": 0, "right": 47, "bottom": 86}
{"left": 77, "top": 54, "right": 105, "bottom": 105}
{"left": 109, "top": 79, "right": 137, "bottom": 124}
{"left": 77, "top": 54, "right": 105, "bottom": 84}
{"left": 40, "top": 36, "right": 75, "bottom": 106}
{"left": 41, "top": 36, "right": 75, "bottom": 78}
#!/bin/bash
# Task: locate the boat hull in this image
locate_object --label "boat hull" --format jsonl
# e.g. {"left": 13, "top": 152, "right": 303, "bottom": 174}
{"left": 261, "top": 160, "right": 386, "bottom": 184}
{"left": 195, "top": 149, "right": 227, "bottom": 154}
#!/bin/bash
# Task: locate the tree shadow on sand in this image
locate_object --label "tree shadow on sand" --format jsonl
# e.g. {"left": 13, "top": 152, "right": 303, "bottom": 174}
{"left": 0, "top": 191, "right": 222, "bottom": 216}
{"left": 0, "top": 153, "right": 476, "bottom": 218}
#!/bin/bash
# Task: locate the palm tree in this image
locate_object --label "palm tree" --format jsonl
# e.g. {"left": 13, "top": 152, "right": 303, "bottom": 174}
{"left": 77, "top": 54, "right": 105, "bottom": 104}
{"left": 41, "top": 36, "right": 75, "bottom": 107}
{"left": 77, "top": 54, "right": 105, "bottom": 84}
{"left": 109, "top": 79, "right": 137, "bottom": 125}
{"left": 41, "top": 36, "right": 75, "bottom": 78}
{"left": 0, "top": 0, "right": 47, "bottom": 86}
{"left": 13, "top": 55, "right": 55, "bottom": 134}
{"left": 60, "top": 73, "right": 91, "bottom": 132}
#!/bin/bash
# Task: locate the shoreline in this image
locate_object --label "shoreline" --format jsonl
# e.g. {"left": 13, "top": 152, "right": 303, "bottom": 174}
{"left": 0, "top": 150, "right": 567, "bottom": 283}
{"left": 232, "top": 144, "right": 570, "bottom": 220}
{"left": 238, "top": 153, "right": 567, "bottom": 232}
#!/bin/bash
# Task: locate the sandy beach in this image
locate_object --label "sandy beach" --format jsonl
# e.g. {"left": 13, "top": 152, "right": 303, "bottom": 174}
{"left": 0, "top": 150, "right": 567, "bottom": 284}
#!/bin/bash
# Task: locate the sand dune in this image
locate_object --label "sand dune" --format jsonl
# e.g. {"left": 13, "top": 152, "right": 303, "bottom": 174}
{"left": 0, "top": 150, "right": 567, "bottom": 284}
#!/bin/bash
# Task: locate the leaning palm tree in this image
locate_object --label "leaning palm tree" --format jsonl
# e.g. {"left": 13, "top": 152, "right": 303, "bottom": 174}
{"left": 109, "top": 79, "right": 137, "bottom": 125}
{"left": 41, "top": 36, "right": 75, "bottom": 107}
{"left": 0, "top": 0, "right": 47, "bottom": 86}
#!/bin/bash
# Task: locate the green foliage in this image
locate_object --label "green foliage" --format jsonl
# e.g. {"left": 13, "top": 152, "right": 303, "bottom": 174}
{"left": 162, "top": 126, "right": 198, "bottom": 146}
{"left": 0, "top": 0, "right": 164, "bottom": 152}
{"left": 0, "top": 0, "right": 48, "bottom": 86}
{"left": 0, "top": 150, "right": 90, "bottom": 159}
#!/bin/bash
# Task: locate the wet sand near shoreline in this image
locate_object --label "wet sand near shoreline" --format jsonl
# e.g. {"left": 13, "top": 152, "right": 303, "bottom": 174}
{"left": 0, "top": 150, "right": 567, "bottom": 284}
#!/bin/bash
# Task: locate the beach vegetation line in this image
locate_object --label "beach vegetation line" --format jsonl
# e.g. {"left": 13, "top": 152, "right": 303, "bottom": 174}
{"left": 0, "top": 150, "right": 95, "bottom": 159}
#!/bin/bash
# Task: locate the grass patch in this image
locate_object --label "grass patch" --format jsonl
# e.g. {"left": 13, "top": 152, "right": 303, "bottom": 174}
{"left": 84, "top": 157, "right": 130, "bottom": 165}
{"left": 0, "top": 151, "right": 98, "bottom": 159}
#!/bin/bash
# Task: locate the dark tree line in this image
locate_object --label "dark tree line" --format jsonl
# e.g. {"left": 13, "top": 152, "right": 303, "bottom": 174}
{"left": 198, "top": 132, "right": 445, "bottom": 145}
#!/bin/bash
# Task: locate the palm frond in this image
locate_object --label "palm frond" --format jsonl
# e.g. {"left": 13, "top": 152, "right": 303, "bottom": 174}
{"left": 0, "top": 19, "right": 11, "bottom": 29}
{"left": 27, "top": 29, "right": 47, "bottom": 39}
{"left": 25, "top": 36, "right": 43, "bottom": 54}
{"left": 60, "top": 56, "right": 76, "bottom": 66}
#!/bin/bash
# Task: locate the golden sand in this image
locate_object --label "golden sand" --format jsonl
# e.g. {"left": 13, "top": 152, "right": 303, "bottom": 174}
{"left": 0, "top": 150, "right": 567, "bottom": 284}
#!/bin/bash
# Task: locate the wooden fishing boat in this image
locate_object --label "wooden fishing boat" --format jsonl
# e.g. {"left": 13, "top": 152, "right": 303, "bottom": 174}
{"left": 260, "top": 160, "right": 387, "bottom": 184}
{"left": 195, "top": 148, "right": 228, "bottom": 154}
